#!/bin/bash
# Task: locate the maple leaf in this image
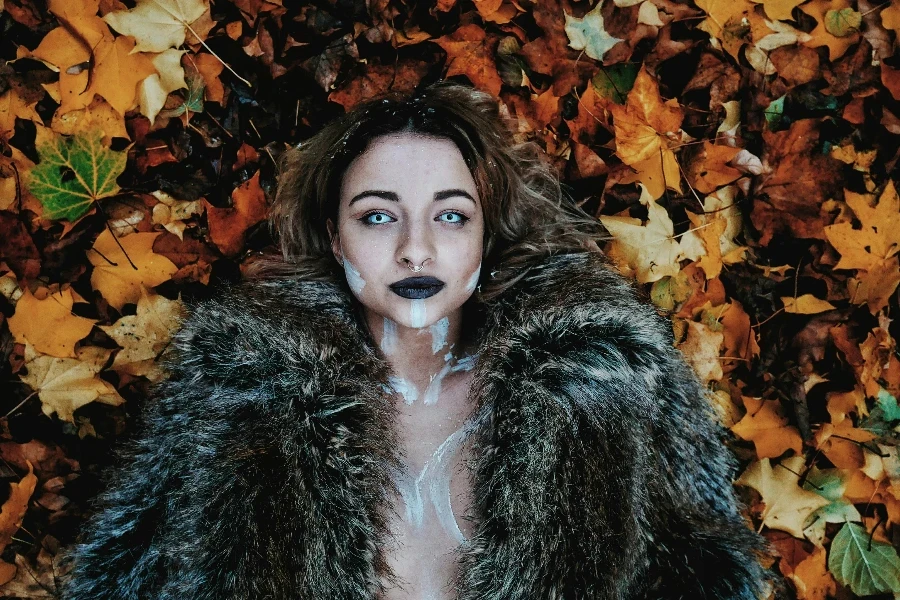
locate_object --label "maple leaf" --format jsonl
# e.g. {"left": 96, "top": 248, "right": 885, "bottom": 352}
{"left": 677, "top": 320, "right": 724, "bottom": 383}
{"left": 564, "top": 1, "right": 624, "bottom": 62}
{"left": 599, "top": 184, "right": 689, "bottom": 282}
{"left": 736, "top": 455, "right": 831, "bottom": 538}
{"left": 100, "top": 287, "right": 184, "bottom": 382}
{"left": 607, "top": 65, "right": 685, "bottom": 197}
{"left": 434, "top": 24, "right": 503, "bottom": 97}
{"left": 88, "top": 230, "right": 179, "bottom": 311}
{"left": 731, "top": 396, "right": 804, "bottom": 458}
{"left": 25, "top": 129, "right": 127, "bottom": 222}
{"left": 7, "top": 287, "right": 96, "bottom": 358}
{"left": 103, "top": 0, "right": 209, "bottom": 54}
{"left": 19, "top": 342, "right": 124, "bottom": 423}
{"left": 0, "top": 86, "right": 41, "bottom": 139}
{"left": 204, "top": 170, "right": 268, "bottom": 256}
{"left": 824, "top": 182, "right": 900, "bottom": 312}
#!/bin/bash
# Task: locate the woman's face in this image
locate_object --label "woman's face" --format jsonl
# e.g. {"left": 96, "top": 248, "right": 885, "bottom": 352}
{"left": 328, "top": 133, "right": 484, "bottom": 330}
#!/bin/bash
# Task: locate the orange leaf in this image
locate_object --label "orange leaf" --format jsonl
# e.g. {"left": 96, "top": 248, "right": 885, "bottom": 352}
{"left": 205, "top": 170, "right": 268, "bottom": 256}
{"left": 434, "top": 24, "right": 503, "bottom": 97}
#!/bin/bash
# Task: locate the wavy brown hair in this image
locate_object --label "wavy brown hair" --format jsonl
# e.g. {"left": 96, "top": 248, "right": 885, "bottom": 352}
{"left": 246, "top": 80, "right": 609, "bottom": 304}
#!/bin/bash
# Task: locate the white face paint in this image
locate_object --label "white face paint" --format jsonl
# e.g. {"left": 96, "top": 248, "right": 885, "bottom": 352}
{"left": 464, "top": 262, "right": 481, "bottom": 293}
{"left": 341, "top": 241, "right": 366, "bottom": 294}
{"left": 381, "top": 317, "right": 398, "bottom": 356}
{"left": 409, "top": 298, "right": 427, "bottom": 328}
{"left": 421, "top": 360, "right": 454, "bottom": 406}
{"left": 429, "top": 317, "right": 449, "bottom": 354}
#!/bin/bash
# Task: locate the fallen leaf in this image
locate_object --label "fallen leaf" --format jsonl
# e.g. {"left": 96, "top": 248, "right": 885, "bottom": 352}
{"left": 25, "top": 128, "right": 127, "bottom": 222}
{"left": 736, "top": 455, "right": 831, "bottom": 538}
{"left": 103, "top": 0, "right": 209, "bottom": 54}
{"left": 19, "top": 342, "right": 124, "bottom": 423}
{"left": 732, "top": 396, "right": 804, "bottom": 458}
{"left": 564, "top": 0, "right": 624, "bottom": 61}
{"left": 7, "top": 287, "right": 96, "bottom": 358}
{"left": 88, "top": 229, "right": 179, "bottom": 311}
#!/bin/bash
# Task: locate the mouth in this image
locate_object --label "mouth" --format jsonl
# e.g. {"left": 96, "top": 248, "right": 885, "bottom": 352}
{"left": 389, "top": 276, "right": 445, "bottom": 299}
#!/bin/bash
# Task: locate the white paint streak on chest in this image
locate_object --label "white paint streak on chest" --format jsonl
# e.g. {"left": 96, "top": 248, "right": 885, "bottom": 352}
{"left": 388, "top": 376, "right": 418, "bottom": 405}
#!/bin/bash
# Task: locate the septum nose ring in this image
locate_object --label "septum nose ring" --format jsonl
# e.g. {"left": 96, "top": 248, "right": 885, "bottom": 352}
{"left": 404, "top": 258, "right": 429, "bottom": 272}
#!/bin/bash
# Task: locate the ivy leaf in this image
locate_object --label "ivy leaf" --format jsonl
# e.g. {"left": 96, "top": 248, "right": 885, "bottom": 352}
{"left": 25, "top": 129, "right": 127, "bottom": 222}
{"left": 564, "top": 0, "right": 623, "bottom": 62}
{"left": 828, "top": 522, "right": 900, "bottom": 595}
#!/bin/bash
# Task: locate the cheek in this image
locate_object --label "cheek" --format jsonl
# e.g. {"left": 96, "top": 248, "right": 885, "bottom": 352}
{"left": 464, "top": 261, "right": 481, "bottom": 293}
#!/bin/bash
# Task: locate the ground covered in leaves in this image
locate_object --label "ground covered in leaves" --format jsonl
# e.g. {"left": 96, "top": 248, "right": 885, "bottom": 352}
{"left": 1, "top": 0, "right": 900, "bottom": 597}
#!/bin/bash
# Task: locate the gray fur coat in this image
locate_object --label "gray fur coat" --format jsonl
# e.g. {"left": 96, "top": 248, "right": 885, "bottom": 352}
{"left": 59, "top": 251, "right": 774, "bottom": 599}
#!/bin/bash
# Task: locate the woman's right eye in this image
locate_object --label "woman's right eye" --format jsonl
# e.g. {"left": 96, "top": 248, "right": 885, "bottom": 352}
{"left": 360, "top": 211, "right": 396, "bottom": 225}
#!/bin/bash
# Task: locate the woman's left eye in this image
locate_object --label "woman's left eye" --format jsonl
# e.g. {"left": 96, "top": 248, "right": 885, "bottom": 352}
{"left": 438, "top": 212, "right": 470, "bottom": 225}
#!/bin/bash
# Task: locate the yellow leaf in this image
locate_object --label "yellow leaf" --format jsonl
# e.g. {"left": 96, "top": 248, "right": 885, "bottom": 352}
{"left": 19, "top": 342, "right": 124, "bottom": 423}
{"left": 88, "top": 230, "right": 178, "bottom": 311}
{"left": 731, "top": 396, "right": 804, "bottom": 458}
{"left": 781, "top": 294, "right": 837, "bottom": 314}
{"left": 599, "top": 185, "right": 686, "bottom": 283}
{"left": 100, "top": 287, "right": 185, "bottom": 382}
{"left": 7, "top": 288, "right": 97, "bottom": 358}
{"left": 751, "top": 0, "right": 807, "bottom": 21}
{"left": 736, "top": 455, "right": 831, "bottom": 539}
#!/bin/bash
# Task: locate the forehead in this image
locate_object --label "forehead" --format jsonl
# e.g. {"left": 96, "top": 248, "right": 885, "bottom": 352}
{"left": 339, "top": 133, "right": 475, "bottom": 196}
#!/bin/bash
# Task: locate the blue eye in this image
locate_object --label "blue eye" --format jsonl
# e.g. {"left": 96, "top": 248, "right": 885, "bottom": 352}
{"left": 439, "top": 212, "right": 470, "bottom": 225}
{"left": 360, "top": 212, "right": 396, "bottom": 225}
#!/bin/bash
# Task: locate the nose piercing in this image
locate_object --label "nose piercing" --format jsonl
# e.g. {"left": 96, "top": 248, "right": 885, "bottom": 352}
{"left": 404, "top": 258, "right": 429, "bottom": 272}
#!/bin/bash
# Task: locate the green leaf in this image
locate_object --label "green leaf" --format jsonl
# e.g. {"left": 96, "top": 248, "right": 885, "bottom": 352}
{"left": 876, "top": 387, "right": 900, "bottom": 422}
{"left": 765, "top": 95, "right": 786, "bottom": 129}
{"left": 825, "top": 8, "right": 862, "bottom": 37}
{"left": 591, "top": 63, "right": 639, "bottom": 104}
{"left": 564, "top": 1, "right": 623, "bottom": 61}
{"left": 26, "top": 129, "right": 127, "bottom": 222}
{"left": 828, "top": 522, "right": 900, "bottom": 595}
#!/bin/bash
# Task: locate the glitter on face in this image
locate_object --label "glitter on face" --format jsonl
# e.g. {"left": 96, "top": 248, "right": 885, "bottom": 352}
{"left": 410, "top": 298, "right": 427, "bottom": 328}
{"left": 381, "top": 318, "right": 398, "bottom": 356}
{"left": 430, "top": 317, "right": 449, "bottom": 354}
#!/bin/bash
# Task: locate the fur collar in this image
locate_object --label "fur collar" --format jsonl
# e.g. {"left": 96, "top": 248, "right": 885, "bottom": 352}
{"left": 65, "top": 251, "right": 772, "bottom": 599}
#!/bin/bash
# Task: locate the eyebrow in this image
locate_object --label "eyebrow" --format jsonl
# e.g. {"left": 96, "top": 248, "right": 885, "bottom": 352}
{"left": 347, "top": 189, "right": 477, "bottom": 206}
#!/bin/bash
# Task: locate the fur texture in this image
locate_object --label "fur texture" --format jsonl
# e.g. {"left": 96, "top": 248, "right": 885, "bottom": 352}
{"left": 59, "top": 252, "right": 775, "bottom": 599}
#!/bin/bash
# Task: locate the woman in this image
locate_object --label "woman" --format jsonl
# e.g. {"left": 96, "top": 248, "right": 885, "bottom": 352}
{"left": 60, "top": 81, "right": 775, "bottom": 599}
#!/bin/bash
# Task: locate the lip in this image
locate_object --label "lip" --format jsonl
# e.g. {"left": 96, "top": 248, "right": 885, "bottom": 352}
{"left": 389, "top": 276, "right": 445, "bottom": 299}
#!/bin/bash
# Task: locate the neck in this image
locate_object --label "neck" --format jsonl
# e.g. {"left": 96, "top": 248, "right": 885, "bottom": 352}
{"left": 363, "top": 305, "right": 472, "bottom": 405}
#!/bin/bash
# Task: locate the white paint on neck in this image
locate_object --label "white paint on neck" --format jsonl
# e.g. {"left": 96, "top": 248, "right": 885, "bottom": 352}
{"left": 388, "top": 376, "right": 418, "bottom": 405}
{"left": 410, "top": 298, "right": 427, "bottom": 328}
{"left": 429, "top": 317, "right": 449, "bottom": 354}
{"left": 381, "top": 317, "right": 398, "bottom": 356}
{"left": 422, "top": 360, "right": 454, "bottom": 406}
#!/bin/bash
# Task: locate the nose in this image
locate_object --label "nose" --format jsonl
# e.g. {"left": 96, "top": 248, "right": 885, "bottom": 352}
{"left": 395, "top": 216, "right": 436, "bottom": 268}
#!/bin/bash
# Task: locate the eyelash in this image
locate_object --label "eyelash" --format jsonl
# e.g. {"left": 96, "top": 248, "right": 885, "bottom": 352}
{"left": 359, "top": 211, "right": 470, "bottom": 227}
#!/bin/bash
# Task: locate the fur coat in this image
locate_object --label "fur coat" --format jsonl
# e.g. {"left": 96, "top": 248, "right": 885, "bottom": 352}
{"left": 59, "top": 251, "right": 774, "bottom": 600}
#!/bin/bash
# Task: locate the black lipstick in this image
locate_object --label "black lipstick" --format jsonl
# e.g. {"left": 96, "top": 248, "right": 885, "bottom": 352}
{"left": 389, "top": 276, "right": 445, "bottom": 299}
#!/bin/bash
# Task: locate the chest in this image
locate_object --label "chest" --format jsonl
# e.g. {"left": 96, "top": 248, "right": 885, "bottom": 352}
{"left": 379, "top": 371, "right": 480, "bottom": 599}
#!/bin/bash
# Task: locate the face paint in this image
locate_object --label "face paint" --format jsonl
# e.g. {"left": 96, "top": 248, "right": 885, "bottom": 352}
{"left": 388, "top": 375, "right": 418, "bottom": 405}
{"left": 464, "top": 262, "right": 482, "bottom": 294}
{"left": 429, "top": 317, "right": 449, "bottom": 354}
{"left": 410, "top": 298, "right": 427, "bottom": 328}
{"left": 422, "top": 360, "right": 454, "bottom": 406}
{"left": 339, "top": 240, "right": 366, "bottom": 294}
{"left": 381, "top": 318, "right": 398, "bottom": 356}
